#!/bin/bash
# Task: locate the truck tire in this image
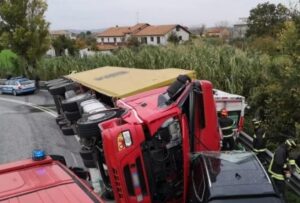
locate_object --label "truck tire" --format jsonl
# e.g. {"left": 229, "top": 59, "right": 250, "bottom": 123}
{"left": 46, "top": 80, "right": 69, "bottom": 90}
{"left": 49, "top": 82, "right": 74, "bottom": 96}
{"left": 77, "top": 110, "right": 117, "bottom": 138}
{"left": 55, "top": 115, "right": 65, "bottom": 124}
{"left": 61, "top": 93, "right": 92, "bottom": 112}
{"left": 79, "top": 148, "right": 97, "bottom": 168}
{"left": 61, "top": 125, "right": 74, "bottom": 136}
{"left": 65, "top": 111, "right": 81, "bottom": 122}
{"left": 65, "top": 90, "right": 76, "bottom": 99}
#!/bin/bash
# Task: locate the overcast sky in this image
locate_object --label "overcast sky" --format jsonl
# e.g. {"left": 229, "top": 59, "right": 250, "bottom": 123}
{"left": 45, "top": 0, "right": 293, "bottom": 30}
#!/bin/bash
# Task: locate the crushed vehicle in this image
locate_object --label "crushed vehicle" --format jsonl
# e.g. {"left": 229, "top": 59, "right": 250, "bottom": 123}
{"left": 0, "top": 150, "right": 104, "bottom": 203}
{"left": 0, "top": 76, "right": 36, "bottom": 96}
{"left": 188, "top": 151, "right": 283, "bottom": 203}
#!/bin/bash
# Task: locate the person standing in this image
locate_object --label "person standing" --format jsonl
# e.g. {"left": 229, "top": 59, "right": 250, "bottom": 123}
{"left": 252, "top": 119, "right": 267, "bottom": 162}
{"left": 268, "top": 139, "right": 297, "bottom": 198}
{"left": 219, "top": 108, "right": 235, "bottom": 151}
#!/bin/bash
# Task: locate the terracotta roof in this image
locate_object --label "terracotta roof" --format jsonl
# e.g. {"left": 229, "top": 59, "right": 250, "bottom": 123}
{"left": 97, "top": 23, "right": 150, "bottom": 37}
{"left": 133, "top": 25, "right": 176, "bottom": 36}
{"left": 97, "top": 26, "right": 131, "bottom": 37}
{"left": 133, "top": 24, "right": 190, "bottom": 36}
{"left": 96, "top": 44, "right": 119, "bottom": 51}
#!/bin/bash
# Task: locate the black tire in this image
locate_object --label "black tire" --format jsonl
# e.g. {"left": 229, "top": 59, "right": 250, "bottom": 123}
{"left": 45, "top": 78, "right": 66, "bottom": 85}
{"left": 46, "top": 80, "right": 69, "bottom": 90}
{"left": 65, "top": 111, "right": 81, "bottom": 122}
{"left": 79, "top": 148, "right": 97, "bottom": 168}
{"left": 61, "top": 125, "right": 74, "bottom": 136}
{"left": 77, "top": 110, "right": 117, "bottom": 138}
{"left": 61, "top": 93, "right": 92, "bottom": 112}
{"left": 49, "top": 82, "right": 74, "bottom": 96}
{"left": 58, "top": 119, "right": 68, "bottom": 127}
{"left": 55, "top": 115, "right": 65, "bottom": 124}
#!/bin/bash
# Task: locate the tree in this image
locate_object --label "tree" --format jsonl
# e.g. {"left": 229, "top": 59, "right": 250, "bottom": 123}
{"left": 52, "top": 35, "right": 78, "bottom": 56}
{"left": 168, "top": 32, "right": 180, "bottom": 44}
{"left": 0, "top": 0, "right": 50, "bottom": 76}
{"left": 126, "top": 36, "right": 140, "bottom": 47}
{"left": 246, "top": 2, "right": 290, "bottom": 38}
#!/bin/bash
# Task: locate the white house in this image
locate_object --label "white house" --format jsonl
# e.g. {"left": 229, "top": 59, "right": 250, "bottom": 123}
{"left": 133, "top": 24, "right": 190, "bottom": 45}
{"left": 96, "top": 23, "right": 190, "bottom": 46}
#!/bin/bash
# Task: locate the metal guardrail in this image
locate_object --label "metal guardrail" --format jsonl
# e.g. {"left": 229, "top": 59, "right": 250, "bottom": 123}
{"left": 239, "top": 131, "right": 300, "bottom": 196}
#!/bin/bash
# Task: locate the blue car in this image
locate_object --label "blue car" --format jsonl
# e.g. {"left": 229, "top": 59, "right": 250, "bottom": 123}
{"left": 0, "top": 77, "right": 36, "bottom": 96}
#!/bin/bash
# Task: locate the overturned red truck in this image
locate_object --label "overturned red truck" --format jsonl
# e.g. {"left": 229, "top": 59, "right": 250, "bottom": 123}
{"left": 79, "top": 74, "right": 221, "bottom": 202}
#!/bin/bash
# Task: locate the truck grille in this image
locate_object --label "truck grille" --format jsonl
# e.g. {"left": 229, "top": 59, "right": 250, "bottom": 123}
{"left": 112, "top": 168, "right": 124, "bottom": 198}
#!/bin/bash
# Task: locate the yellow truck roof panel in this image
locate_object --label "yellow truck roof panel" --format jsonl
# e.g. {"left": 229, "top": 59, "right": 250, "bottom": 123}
{"left": 66, "top": 66, "right": 195, "bottom": 98}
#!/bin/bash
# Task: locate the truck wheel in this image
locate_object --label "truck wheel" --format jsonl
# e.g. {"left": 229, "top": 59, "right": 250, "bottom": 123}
{"left": 167, "top": 74, "right": 191, "bottom": 99}
{"left": 77, "top": 110, "right": 117, "bottom": 138}
{"left": 49, "top": 82, "right": 74, "bottom": 96}
{"left": 65, "top": 111, "right": 81, "bottom": 122}
{"left": 55, "top": 115, "right": 65, "bottom": 124}
{"left": 46, "top": 80, "right": 69, "bottom": 90}
{"left": 58, "top": 119, "right": 68, "bottom": 128}
{"left": 61, "top": 125, "right": 74, "bottom": 136}
{"left": 61, "top": 93, "right": 92, "bottom": 112}
{"left": 65, "top": 90, "right": 76, "bottom": 99}
{"left": 79, "top": 148, "right": 97, "bottom": 168}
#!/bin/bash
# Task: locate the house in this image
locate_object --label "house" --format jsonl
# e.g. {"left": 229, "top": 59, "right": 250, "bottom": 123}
{"left": 50, "top": 30, "right": 77, "bottom": 40}
{"left": 205, "top": 28, "right": 230, "bottom": 40}
{"left": 96, "top": 23, "right": 190, "bottom": 46}
{"left": 96, "top": 23, "right": 149, "bottom": 45}
{"left": 133, "top": 24, "right": 190, "bottom": 45}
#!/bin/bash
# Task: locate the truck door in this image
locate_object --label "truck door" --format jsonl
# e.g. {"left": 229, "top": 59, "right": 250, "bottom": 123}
{"left": 191, "top": 81, "right": 220, "bottom": 152}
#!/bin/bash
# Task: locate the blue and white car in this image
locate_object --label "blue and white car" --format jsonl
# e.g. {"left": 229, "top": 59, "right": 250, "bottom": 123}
{"left": 0, "top": 77, "right": 36, "bottom": 96}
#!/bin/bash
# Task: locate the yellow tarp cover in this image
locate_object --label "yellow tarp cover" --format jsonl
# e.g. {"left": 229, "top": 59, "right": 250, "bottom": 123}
{"left": 66, "top": 66, "right": 195, "bottom": 98}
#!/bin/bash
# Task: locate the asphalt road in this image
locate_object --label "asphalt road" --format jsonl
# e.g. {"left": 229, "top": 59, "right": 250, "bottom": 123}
{"left": 0, "top": 90, "right": 84, "bottom": 167}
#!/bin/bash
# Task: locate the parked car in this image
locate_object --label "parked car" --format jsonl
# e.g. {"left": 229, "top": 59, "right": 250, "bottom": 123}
{"left": 188, "top": 151, "right": 283, "bottom": 203}
{"left": 0, "top": 77, "right": 36, "bottom": 96}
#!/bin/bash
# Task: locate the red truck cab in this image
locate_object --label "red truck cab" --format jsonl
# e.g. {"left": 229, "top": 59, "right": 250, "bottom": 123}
{"left": 0, "top": 155, "right": 104, "bottom": 203}
{"left": 99, "top": 76, "right": 221, "bottom": 203}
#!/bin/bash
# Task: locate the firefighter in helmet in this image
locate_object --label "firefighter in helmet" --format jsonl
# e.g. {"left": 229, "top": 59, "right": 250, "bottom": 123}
{"left": 252, "top": 119, "right": 267, "bottom": 161}
{"left": 268, "top": 138, "right": 297, "bottom": 197}
{"left": 219, "top": 108, "right": 235, "bottom": 151}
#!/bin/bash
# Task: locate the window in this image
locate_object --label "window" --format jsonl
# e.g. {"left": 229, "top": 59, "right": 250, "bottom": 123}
{"left": 157, "top": 37, "right": 160, "bottom": 44}
{"left": 179, "top": 36, "right": 182, "bottom": 41}
{"left": 113, "top": 38, "right": 116, "bottom": 43}
{"left": 142, "top": 37, "right": 147, "bottom": 44}
{"left": 150, "top": 37, "right": 154, "bottom": 42}
{"left": 176, "top": 26, "right": 180, "bottom": 32}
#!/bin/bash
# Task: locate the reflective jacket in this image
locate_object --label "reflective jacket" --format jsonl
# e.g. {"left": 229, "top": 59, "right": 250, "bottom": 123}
{"left": 253, "top": 126, "right": 267, "bottom": 152}
{"left": 219, "top": 117, "right": 234, "bottom": 138}
{"left": 268, "top": 144, "right": 289, "bottom": 181}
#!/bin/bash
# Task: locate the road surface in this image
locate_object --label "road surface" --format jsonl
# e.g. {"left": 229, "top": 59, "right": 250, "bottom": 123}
{"left": 0, "top": 90, "right": 83, "bottom": 167}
